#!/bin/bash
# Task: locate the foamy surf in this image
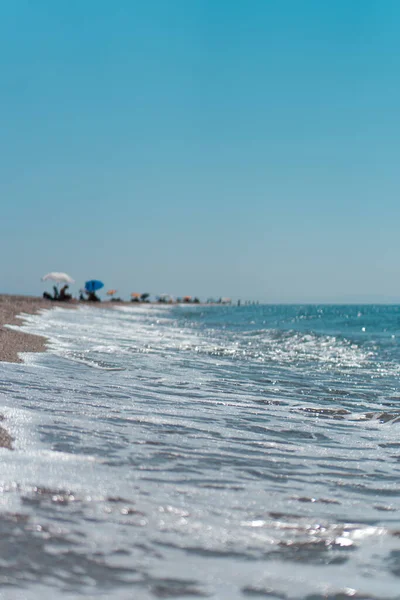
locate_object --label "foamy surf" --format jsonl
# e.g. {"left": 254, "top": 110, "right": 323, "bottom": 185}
{"left": 0, "top": 303, "right": 399, "bottom": 598}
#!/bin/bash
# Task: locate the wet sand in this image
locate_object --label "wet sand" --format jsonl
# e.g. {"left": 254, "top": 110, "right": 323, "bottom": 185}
{"left": 0, "top": 295, "right": 70, "bottom": 364}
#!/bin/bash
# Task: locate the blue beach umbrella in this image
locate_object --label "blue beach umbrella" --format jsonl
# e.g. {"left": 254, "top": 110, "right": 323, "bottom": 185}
{"left": 85, "top": 280, "right": 104, "bottom": 292}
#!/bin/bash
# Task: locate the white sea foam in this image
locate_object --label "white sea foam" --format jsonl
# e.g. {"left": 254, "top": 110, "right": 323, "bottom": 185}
{"left": 0, "top": 304, "right": 399, "bottom": 598}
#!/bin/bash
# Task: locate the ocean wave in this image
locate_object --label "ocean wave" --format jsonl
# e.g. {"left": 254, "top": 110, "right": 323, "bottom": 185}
{"left": 2, "top": 304, "right": 400, "bottom": 598}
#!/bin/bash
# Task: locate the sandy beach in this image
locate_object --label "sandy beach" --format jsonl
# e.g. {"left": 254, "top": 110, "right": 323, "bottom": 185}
{"left": 0, "top": 295, "right": 61, "bottom": 364}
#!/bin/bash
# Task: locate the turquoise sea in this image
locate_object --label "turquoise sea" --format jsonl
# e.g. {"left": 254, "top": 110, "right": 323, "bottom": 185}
{"left": 1, "top": 303, "right": 400, "bottom": 599}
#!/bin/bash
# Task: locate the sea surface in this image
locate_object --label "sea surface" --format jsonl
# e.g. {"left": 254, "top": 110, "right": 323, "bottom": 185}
{"left": 1, "top": 303, "right": 400, "bottom": 599}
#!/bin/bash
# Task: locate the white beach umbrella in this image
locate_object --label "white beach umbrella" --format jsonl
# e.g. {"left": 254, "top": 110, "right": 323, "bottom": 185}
{"left": 41, "top": 272, "right": 75, "bottom": 284}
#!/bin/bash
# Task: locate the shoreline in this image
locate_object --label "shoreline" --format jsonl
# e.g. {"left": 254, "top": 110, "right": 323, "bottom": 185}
{"left": 0, "top": 294, "right": 212, "bottom": 365}
{"left": 0, "top": 294, "right": 216, "bottom": 449}
{"left": 0, "top": 295, "right": 65, "bottom": 364}
{"left": 0, "top": 294, "right": 55, "bottom": 449}
{"left": 0, "top": 295, "right": 150, "bottom": 364}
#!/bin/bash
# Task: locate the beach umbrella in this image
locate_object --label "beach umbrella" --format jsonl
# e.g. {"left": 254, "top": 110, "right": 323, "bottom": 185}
{"left": 85, "top": 280, "right": 104, "bottom": 292}
{"left": 130, "top": 293, "right": 141, "bottom": 298}
{"left": 107, "top": 289, "right": 117, "bottom": 296}
{"left": 42, "top": 272, "right": 75, "bottom": 284}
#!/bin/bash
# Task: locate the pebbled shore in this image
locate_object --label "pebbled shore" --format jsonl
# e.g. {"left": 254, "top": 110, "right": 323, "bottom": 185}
{"left": 0, "top": 295, "right": 73, "bottom": 364}
{"left": 0, "top": 295, "right": 145, "bottom": 364}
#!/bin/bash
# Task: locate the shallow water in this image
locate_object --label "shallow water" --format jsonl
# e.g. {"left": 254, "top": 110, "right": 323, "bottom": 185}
{"left": 1, "top": 303, "right": 400, "bottom": 599}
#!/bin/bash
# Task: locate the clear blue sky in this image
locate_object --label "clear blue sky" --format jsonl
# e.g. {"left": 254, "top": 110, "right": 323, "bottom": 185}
{"left": 1, "top": 0, "right": 400, "bottom": 302}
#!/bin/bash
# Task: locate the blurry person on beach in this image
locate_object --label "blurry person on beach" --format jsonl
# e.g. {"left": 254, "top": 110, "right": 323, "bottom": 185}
{"left": 43, "top": 286, "right": 61, "bottom": 301}
{"left": 86, "top": 291, "right": 100, "bottom": 302}
{"left": 59, "top": 285, "right": 72, "bottom": 301}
